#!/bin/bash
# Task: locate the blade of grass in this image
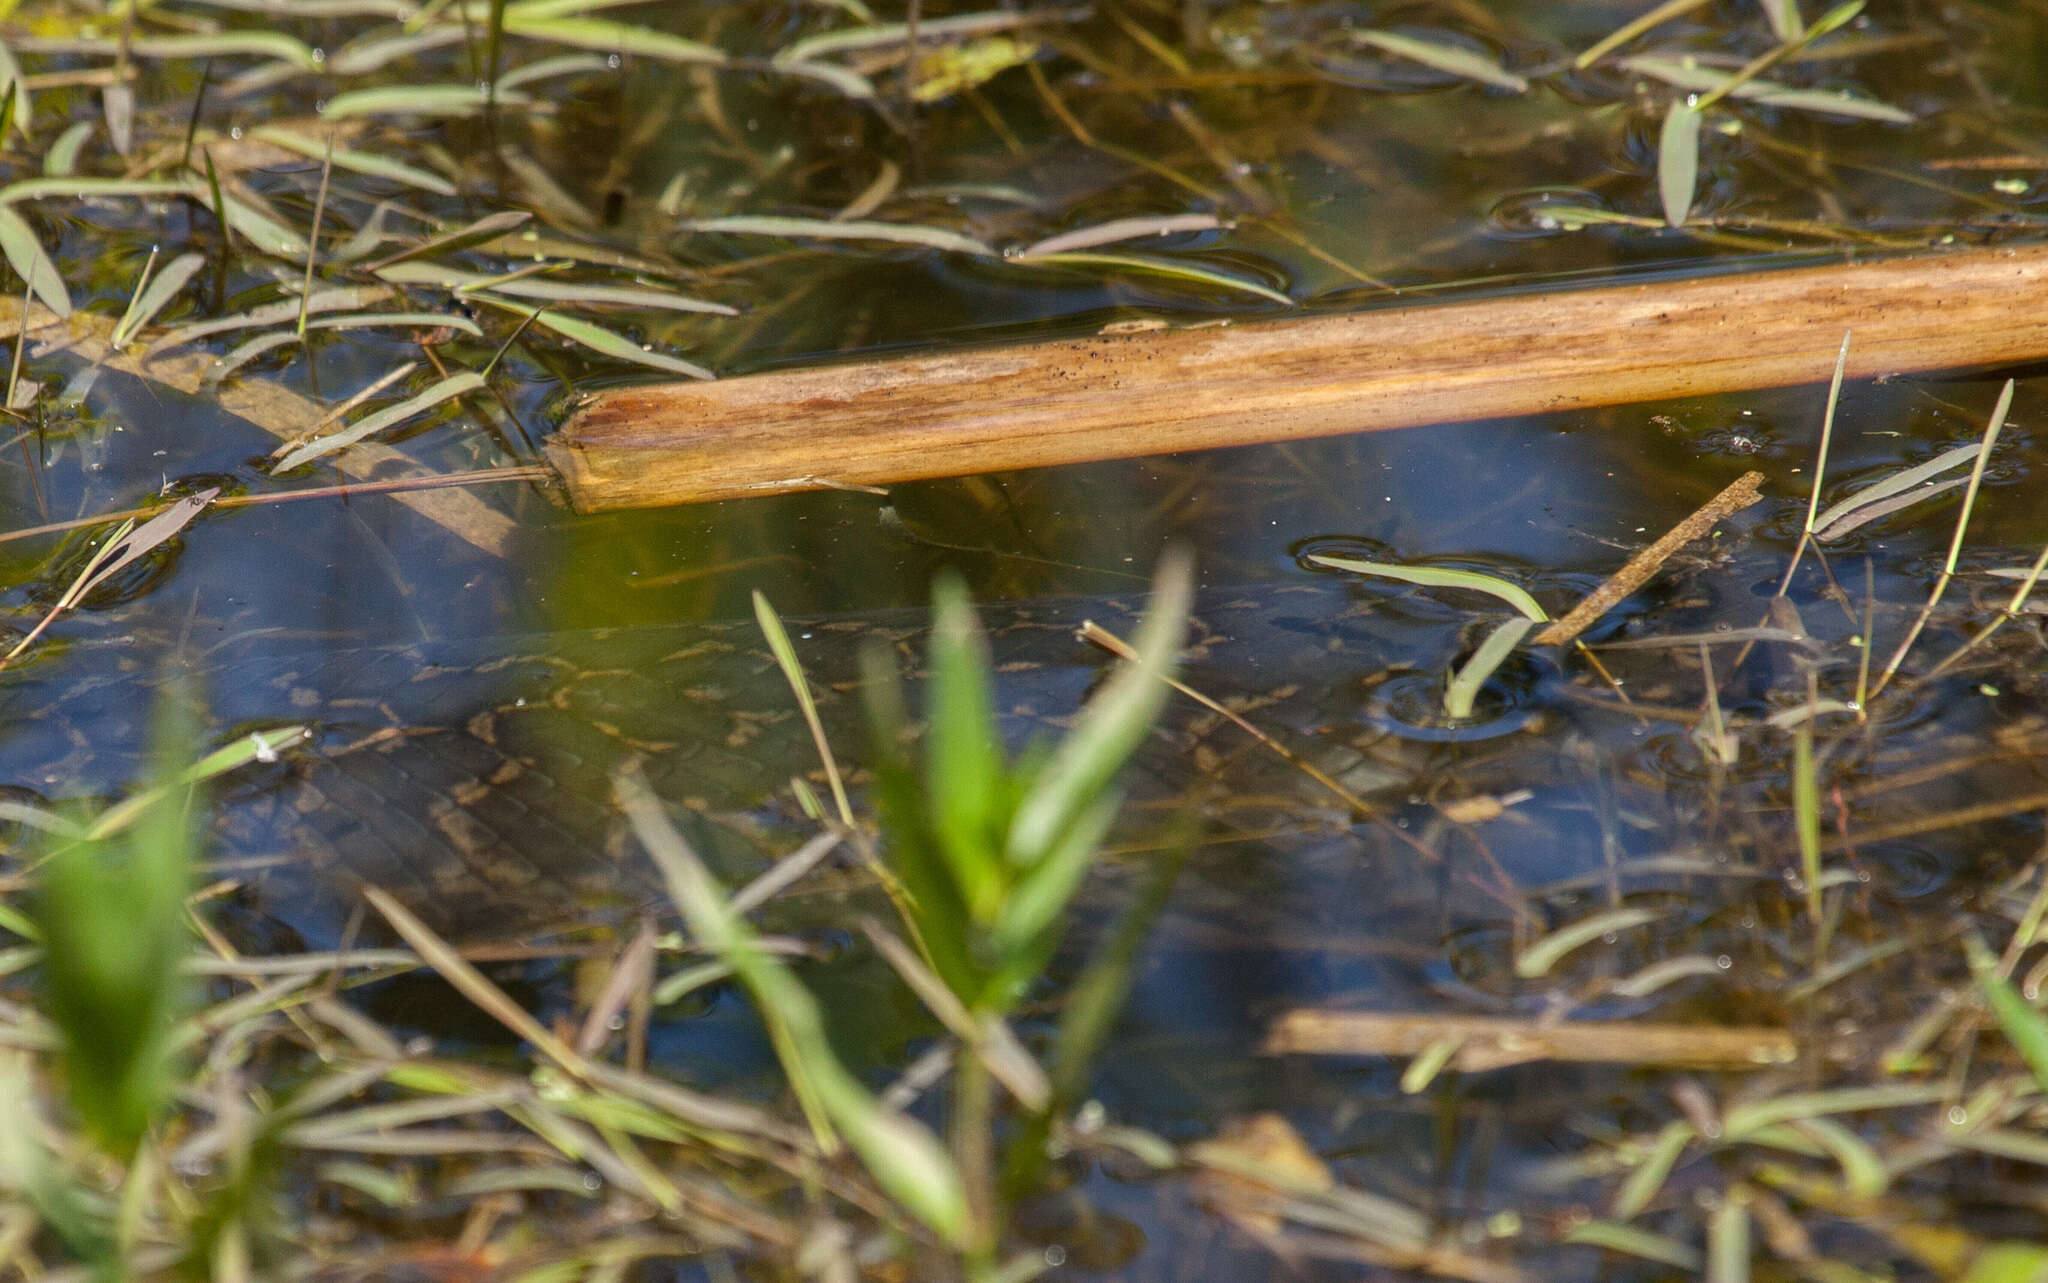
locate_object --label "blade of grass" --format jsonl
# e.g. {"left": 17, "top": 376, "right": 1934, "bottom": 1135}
{"left": 1574, "top": 0, "right": 1713, "bottom": 69}
{"left": 1311, "top": 554, "right": 1548, "bottom": 622}
{"left": 1349, "top": 29, "right": 1529, "bottom": 91}
{"left": 1006, "top": 550, "right": 1191, "bottom": 864}
{"left": 1515, "top": 906, "right": 1664, "bottom": 978}
{"left": 1794, "top": 725, "right": 1822, "bottom": 926}
{"left": 751, "top": 592, "right": 854, "bottom": 827}
{"left": 272, "top": 371, "right": 485, "bottom": 471}
{"left": 1966, "top": 935, "right": 2048, "bottom": 1095}
{"left": 1811, "top": 442, "right": 1981, "bottom": 539}
{"left": 617, "top": 774, "right": 969, "bottom": 1246}
{"left": 0, "top": 206, "right": 69, "bottom": 317}
{"left": 0, "top": 488, "right": 216, "bottom": 674}
{"left": 1017, "top": 213, "right": 1225, "bottom": 257}
{"left": 1657, "top": 99, "right": 1702, "bottom": 228}
{"left": 682, "top": 214, "right": 995, "bottom": 256}
{"left": 1694, "top": 1, "right": 1864, "bottom": 112}
{"left": 467, "top": 294, "right": 715, "bottom": 378}
{"left": 1621, "top": 54, "right": 1912, "bottom": 123}
{"left": 1871, "top": 379, "right": 2013, "bottom": 697}
{"left": 1444, "top": 616, "right": 1535, "bottom": 719}
{"left": 110, "top": 252, "right": 205, "bottom": 348}
{"left": 498, "top": 13, "right": 728, "bottom": 65}
{"left": 1010, "top": 250, "right": 1293, "bottom": 306}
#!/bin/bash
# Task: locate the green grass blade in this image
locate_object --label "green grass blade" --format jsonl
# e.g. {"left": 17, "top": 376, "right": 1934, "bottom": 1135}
{"left": 1309, "top": 554, "right": 1549, "bottom": 621}
{"left": 468, "top": 294, "right": 715, "bottom": 378}
{"left": 682, "top": 215, "right": 996, "bottom": 257}
{"left": 1443, "top": 616, "right": 1535, "bottom": 719}
{"left": 0, "top": 205, "right": 69, "bottom": 317}
{"left": 0, "top": 37, "right": 30, "bottom": 140}
{"left": 1610, "top": 1121, "right": 1696, "bottom": 1219}
{"left": 304, "top": 310, "right": 483, "bottom": 335}
{"left": 1657, "top": 99, "right": 1701, "bottom": 228}
{"left": 924, "top": 574, "right": 1007, "bottom": 924}
{"left": 1966, "top": 935, "right": 2048, "bottom": 1095}
{"left": 619, "top": 776, "right": 969, "bottom": 1246}
{"left": 1514, "top": 906, "right": 1663, "bottom": 978}
{"left": 44, "top": 120, "right": 93, "bottom": 176}
{"left": 499, "top": 13, "right": 727, "bottom": 64}
{"left": 365, "top": 210, "right": 532, "bottom": 272}
{"left": 1011, "top": 250, "right": 1294, "bottom": 306}
{"left": 1793, "top": 725, "right": 1823, "bottom": 925}
{"left": 251, "top": 127, "right": 458, "bottom": 196}
{"left": 1620, "top": 55, "right": 1912, "bottom": 123}
{"left": 111, "top": 252, "right": 205, "bottom": 348}
{"left": 1006, "top": 550, "right": 1191, "bottom": 867}
{"left": 1350, "top": 29, "right": 1529, "bottom": 91}
{"left": 273, "top": 371, "right": 485, "bottom": 471}
{"left": 1562, "top": 1218, "right": 1701, "bottom": 1270}
{"left": 37, "top": 693, "right": 202, "bottom": 1158}
{"left": 751, "top": 592, "right": 853, "bottom": 826}
{"left": 322, "top": 84, "right": 530, "bottom": 119}
{"left": 1811, "top": 442, "right": 1980, "bottom": 538}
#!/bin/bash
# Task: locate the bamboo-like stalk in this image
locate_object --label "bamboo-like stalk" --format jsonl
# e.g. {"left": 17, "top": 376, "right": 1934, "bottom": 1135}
{"left": 550, "top": 243, "right": 2048, "bottom": 511}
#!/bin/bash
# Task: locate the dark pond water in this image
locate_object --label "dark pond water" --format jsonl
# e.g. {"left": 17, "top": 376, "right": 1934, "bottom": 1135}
{"left": 5, "top": 0, "right": 2048, "bottom": 1277}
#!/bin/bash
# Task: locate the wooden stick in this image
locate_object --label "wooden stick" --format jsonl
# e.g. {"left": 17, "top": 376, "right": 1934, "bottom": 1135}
{"left": 550, "top": 243, "right": 2048, "bottom": 511}
{"left": 1262, "top": 1009, "right": 1798, "bottom": 1070}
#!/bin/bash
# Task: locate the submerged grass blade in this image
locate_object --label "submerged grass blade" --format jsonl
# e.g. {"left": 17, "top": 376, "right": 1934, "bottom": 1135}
{"left": 1811, "top": 442, "right": 1980, "bottom": 539}
{"left": 321, "top": 84, "right": 530, "bottom": 119}
{"left": 498, "top": 14, "right": 727, "bottom": 64}
{"left": 1872, "top": 380, "right": 2013, "bottom": 696}
{"left": 1350, "top": 29, "right": 1528, "bottom": 91}
{"left": 251, "top": 127, "right": 457, "bottom": 196}
{"left": 1657, "top": 100, "right": 1701, "bottom": 228}
{"left": 273, "top": 371, "right": 485, "bottom": 471}
{"left": 1793, "top": 726, "right": 1822, "bottom": 926}
{"left": 1574, "top": 0, "right": 1712, "bottom": 68}
{"left": 1011, "top": 250, "right": 1293, "bottom": 306}
{"left": 1620, "top": 55, "right": 1912, "bottom": 123}
{"left": 1514, "top": 907, "right": 1664, "bottom": 978}
{"left": 364, "top": 210, "right": 532, "bottom": 272}
{"left": 1610, "top": 1120, "right": 1696, "bottom": 1219}
{"left": 1018, "top": 213, "right": 1225, "bottom": 257}
{"left": 303, "top": 311, "right": 482, "bottom": 335}
{"left": 1310, "top": 554, "right": 1549, "bottom": 622}
{"left": 111, "top": 252, "right": 205, "bottom": 348}
{"left": 1966, "top": 935, "right": 2048, "bottom": 1095}
{"left": 751, "top": 592, "right": 854, "bottom": 827}
{"left": 468, "top": 294, "right": 715, "bottom": 378}
{"left": 0, "top": 206, "right": 69, "bottom": 317}
{"left": 683, "top": 215, "right": 995, "bottom": 257}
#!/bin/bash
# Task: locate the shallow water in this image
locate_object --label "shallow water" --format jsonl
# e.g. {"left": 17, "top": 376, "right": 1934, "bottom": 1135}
{"left": 4, "top": 1, "right": 2048, "bottom": 1276}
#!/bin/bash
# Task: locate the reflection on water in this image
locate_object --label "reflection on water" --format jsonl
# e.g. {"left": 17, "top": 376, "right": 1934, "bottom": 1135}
{"left": 0, "top": 0, "right": 2046, "bottom": 1273}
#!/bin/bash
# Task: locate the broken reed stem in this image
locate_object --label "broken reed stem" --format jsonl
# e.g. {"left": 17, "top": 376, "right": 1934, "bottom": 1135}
{"left": 1531, "top": 470, "right": 1766, "bottom": 647}
{"left": 553, "top": 243, "right": 2048, "bottom": 511}
{"left": 1262, "top": 1010, "right": 1797, "bottom": 1069}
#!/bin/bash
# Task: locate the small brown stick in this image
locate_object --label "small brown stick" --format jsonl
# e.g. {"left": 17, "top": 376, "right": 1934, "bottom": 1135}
{"left": 1262, "top": 1009, "right": 1797, "bottom": 1070}
{"left": 1532, "top": 469, "right": 1766, "bottom": 647}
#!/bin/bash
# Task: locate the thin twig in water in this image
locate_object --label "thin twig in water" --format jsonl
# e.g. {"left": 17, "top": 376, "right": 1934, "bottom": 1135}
{"left": 1532, "top": 470, "right": 1766, "bottom": 647}
{"left": 0, "top": 466, "right": 550, "bottom": 547}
